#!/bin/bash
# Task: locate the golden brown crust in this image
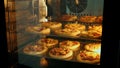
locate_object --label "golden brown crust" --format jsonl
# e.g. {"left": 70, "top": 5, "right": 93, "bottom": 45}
{"left": 59, "top": 40, "right": 80, "bottom": 51}
{"left": 49, "top": 47, "right": 73, "bottom": 60}
{"left": 36, "top": 38, "right": 58, "bottom": 48}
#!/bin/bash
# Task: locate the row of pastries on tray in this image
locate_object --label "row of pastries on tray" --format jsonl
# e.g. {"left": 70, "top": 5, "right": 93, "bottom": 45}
{"left": 23, "top": 38, "right": 101, "bottom": 64}
{"left": 55, "top": 15, "right": 103, "bottom": 23}
{"left": 26, "top": 21, "right": 102, "bottom": 38}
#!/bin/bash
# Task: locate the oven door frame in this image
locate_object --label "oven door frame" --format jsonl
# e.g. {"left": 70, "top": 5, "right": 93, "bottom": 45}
{"left": 1, "top": 0, "right": 119, "bottom": 68}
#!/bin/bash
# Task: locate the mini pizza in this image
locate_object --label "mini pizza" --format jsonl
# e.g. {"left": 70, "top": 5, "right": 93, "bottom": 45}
{"left": 79, "top": 16, "right": 97, "bottom": 23}
{"left": 26, "top": 26, "right": 50, "bottom": 35}
{"left": 87, "top": 25, "right": 102, "bottom": 38}
{"left": 77, "top": 50, "right": 100, "bottom": 64}
{"left": 36, "top": 38, "right": 58, "bottom": 48}
{"left": 54, "top": 28, "right": 80, "bottom": 37}
{"left": 64, "top": 23, "right": 86, "bottom": 31}
{"left": 41, "top": 22, "right": 62, "bottom": 30}
{"left": 95, "top": 16, "right": 103, "bottom": 23}
{"left": 59, "top": 40, "right": 80, "bottom": 51}
{"left": 23, "top": 44, "right": 48, "bottom": 55}
{"left": 57, "top": 15, "right": 77, "bottom": 21}
{"left": 87, "top": 30, "right": 102, "bottom": 38}
{"left": 88, "top": 25, "right": 102, "bottom": 32}
{"left": 49, "top": 47, "right": 73, "bottom": 60}
{"left": 84, "top": 43, "right": 101, "bottom": 54}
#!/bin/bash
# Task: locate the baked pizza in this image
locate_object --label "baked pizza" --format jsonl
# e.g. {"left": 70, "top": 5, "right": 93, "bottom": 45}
{"left": 56, "top": 15, "right": 77, "bottom": 21}
{"left": 49, "top": 47, "right": 73, "bottom": 60}
{"left": 41, "top": 22, "right": 62, "bottom": 30}
{"left": 54, "top": 28, "right": 80, "bottom": 37}
{"left": 77, "top": 50, "right": 100, "bottom": 64}
{"left": 59, "top": 40, "right": 80, "bottom": 51}
{"left": 64, "top": 23, "right": 86, "bottom": 31}
{"left": 87, "top": 25, "right": 102, "bottom": 38}
{"left": 23, "top": 44, "right": 48, "bottom": 55}
{"left": 84, "top": 43, "right": 101, "bottom": 54}
{"left": 79, "top": 16, "right": 97, "bottom": 23}
{"left": 36, "top": 38, "right": 58, "bottom": 48}
{"left": 95, "top": 16, "right": 103, "bottom": 23}
{"left": 26, "top": 26, "right": 50, "bottom": 35}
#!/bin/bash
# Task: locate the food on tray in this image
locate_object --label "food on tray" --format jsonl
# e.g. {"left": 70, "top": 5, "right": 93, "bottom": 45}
{"left": 95, "top": 16, "right": 103, "bottom": 23}
{"left": 41, "top": 22, "right": 62, "bottom": 30}
{"left": 54, "top": 28, "right": 80, "bottom": 37}
{"left": 64, "top": 23, "right": 86, "bottom": 31}
{"left": 59, "top": 40, "right": 80, "bottom": 51}
{"left": 26, "top": 26, "right": 50, "bottom": 35}
{"left": 23, "top": 44, "right": 48, "bottom": 55}
{"left": 36, "top": 38, "right": 58, "bottom": 48}
{"left": 49, "top": 47, "right": 73, "bottom": 60}
{"left": 79, "top": 16, "right": 97, "bottom": 23}
{"left": 76, "top": 50, "right": 100, "bottom": 64}
{"left": 87, "top": 25, "right": 102, "bottom": 38}
{"left": 57, "top": 15, "right": 77, "bottom": 21}
{"left": 84, "top": 43, "right": 101, "bottom": 54}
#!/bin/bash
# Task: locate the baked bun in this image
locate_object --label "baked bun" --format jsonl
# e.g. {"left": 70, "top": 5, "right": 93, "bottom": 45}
{"left": 36, "top": 38, "right": 58, "bottom": 49}
{"left": 77, "top": 50, "right": 100, "bottom": 64}
{"left": 23, "top": 44, "right": 48, "bottom": 55}
{"left": 26, "top": 26, "right": 50, "bottom": 35}
{"left": 59, "top": 40, "right": 80, "bottom": 51}
{"left": 84, "top": 43, "right": 101, "bottom": 54}
{"left": 54, "top": 28, "right": 80, "bottom": 37}
{"left": 49, "top": 47, "right": 73, "bottom": 60}
{"left": 41, "top": 22, "right": 62, "bottom": 31}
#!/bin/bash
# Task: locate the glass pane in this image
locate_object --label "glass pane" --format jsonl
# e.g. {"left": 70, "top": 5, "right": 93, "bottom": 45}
{"left": 5, "top": 0, "right": 104, "bottom": 67}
